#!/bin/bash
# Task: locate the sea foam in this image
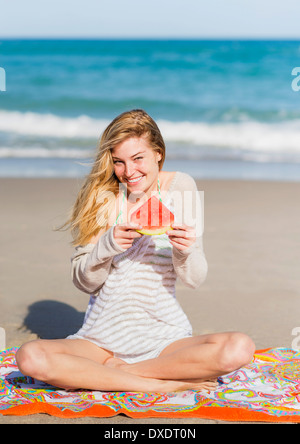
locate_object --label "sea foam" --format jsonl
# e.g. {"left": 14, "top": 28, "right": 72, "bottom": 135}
{"left": 1, "top": 110, "right": 300, "bottom": 161}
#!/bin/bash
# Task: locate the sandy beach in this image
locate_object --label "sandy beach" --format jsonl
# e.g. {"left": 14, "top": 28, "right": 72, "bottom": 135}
{"left": 1, "top": 177, "right": 300, "bottom": 424}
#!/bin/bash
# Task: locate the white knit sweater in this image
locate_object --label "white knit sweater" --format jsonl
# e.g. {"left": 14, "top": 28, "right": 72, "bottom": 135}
{"left": 68, "top": 172, "right": 208, "bottom": 358}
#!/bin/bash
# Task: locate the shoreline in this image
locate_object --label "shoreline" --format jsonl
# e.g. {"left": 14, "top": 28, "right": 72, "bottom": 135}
{"left": 1, "top": 158, "right": 300, "bottom": 183}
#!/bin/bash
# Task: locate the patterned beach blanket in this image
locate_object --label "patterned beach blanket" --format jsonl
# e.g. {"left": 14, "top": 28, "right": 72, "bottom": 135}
{"left": 1, "top": 347, "right": 300, "bottom": 422}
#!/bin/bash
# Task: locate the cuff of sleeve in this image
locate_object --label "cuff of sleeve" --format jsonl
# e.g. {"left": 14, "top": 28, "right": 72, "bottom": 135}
{"left": 95, "top": 226, "right": 126, "bottom": 261}
{"left": 172, "top": 241, "right": 196, "bottom": 259}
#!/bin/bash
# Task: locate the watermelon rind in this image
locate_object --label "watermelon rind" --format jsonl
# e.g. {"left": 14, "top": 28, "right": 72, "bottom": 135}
{"left": 136, "top": 226, "right": 173, "bottom": 236}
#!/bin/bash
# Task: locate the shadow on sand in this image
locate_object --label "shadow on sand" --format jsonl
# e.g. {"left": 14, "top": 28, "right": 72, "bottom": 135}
{"left": 22, "top": 300, "right": 85, "bottom": 339}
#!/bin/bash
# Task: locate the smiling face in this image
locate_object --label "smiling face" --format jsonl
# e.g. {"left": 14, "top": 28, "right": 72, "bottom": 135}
{"left": 112, "top": 135, "right": 162, "bottom": 198}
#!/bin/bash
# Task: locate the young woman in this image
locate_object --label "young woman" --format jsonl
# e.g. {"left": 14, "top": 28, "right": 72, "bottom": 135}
{"left": 16, "top": 109, "right": 255, "bottom": 393}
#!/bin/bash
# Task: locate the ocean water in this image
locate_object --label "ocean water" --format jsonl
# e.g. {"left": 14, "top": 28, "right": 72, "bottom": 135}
{"left": 0, "top": 39, "right": 300, "bottom": 180}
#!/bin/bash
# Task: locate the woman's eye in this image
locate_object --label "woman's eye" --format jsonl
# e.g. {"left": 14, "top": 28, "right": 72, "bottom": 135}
{"left": 113, "top": 157, "right": 143, "bottom": 164}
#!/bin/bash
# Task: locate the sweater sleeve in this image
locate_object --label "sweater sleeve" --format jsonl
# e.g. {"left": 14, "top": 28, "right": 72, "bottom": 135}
{"left": 71, "top": 226, "right": 126, "bottom": 295}
{"left": 171, "top": 172, "right": 208, "bottom": 289}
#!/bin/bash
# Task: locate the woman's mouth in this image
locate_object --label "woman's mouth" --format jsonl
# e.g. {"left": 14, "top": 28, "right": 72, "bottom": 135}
{"left": 126, "top": 175, "right": 144, "bottom": 185}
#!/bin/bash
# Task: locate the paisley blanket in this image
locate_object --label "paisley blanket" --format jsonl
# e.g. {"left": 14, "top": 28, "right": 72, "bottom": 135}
{"left": 1, "top": 347, "right": 300, "bottom": 422}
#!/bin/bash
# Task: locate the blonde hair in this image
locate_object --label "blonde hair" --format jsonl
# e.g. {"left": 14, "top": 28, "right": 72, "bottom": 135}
{"left": 63, "top": 109, "right": 166, "bottom": 246}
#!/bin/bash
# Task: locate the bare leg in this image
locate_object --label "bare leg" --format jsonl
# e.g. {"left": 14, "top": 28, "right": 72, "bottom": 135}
{"left": 106, "top": 332, "right": 255, "bottom": 386}
{"left": 15, "top": 338, "right": 215, "bottom": 393}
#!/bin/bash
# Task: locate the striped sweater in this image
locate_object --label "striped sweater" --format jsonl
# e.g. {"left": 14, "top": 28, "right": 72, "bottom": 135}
{"left": 68, "top": 172, "right": 208, "bottom": 357}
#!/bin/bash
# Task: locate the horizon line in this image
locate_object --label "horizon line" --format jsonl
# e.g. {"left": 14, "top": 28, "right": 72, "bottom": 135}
{"left": 0, "top": 36, "right": 300, "bottom": 41}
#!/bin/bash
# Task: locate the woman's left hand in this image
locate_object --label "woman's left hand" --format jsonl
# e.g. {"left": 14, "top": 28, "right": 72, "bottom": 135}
{"left": 166, "top": 224, "right": 196, "bottom": 251}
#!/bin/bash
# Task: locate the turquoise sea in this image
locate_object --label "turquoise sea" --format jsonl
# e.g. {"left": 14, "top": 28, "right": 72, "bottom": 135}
{"left": 0, "top": 39, "right": 300, "bottom": 180}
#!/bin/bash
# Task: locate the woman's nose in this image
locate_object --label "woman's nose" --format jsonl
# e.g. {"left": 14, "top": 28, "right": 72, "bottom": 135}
{"left": 124, "top": 162, "right": 133, "bottom": 177}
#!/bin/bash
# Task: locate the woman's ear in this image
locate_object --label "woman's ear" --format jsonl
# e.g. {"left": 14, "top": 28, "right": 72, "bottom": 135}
{"left": 156, "top": 152, "right": 162, "bottom": 163}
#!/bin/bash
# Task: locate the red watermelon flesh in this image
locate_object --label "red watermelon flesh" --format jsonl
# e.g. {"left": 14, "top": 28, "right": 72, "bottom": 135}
{"left": 130, "top": 196, "right": 174, "bottom": 235}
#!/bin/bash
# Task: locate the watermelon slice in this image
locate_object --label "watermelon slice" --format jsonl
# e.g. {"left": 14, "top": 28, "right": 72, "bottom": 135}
{"left": 130, "top": 196, "right": 174, "bottom": 235}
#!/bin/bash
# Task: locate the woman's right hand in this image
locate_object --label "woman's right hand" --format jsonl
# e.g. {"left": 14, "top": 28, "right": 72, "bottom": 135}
{"left": 113, "top": 223, "right": 143, "bottom": 250}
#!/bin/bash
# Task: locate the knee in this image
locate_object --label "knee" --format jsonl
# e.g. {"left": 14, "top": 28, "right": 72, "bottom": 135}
{"left": 15, "top": 341, "right": 50, "bottom": 381}
{"left": 217, "top": 332, "right": 255, "bottom": 375}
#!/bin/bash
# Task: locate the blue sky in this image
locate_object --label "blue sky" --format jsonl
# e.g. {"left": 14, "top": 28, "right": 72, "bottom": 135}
{"left": 0, "top": 0, "right": 300, "bottom": 38}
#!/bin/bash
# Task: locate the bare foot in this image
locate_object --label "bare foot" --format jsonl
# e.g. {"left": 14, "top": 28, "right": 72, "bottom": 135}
{"left": 181, "top": 378, "right": 218, "bottom": 392}
{"left": 171, "top": 378, "right": 218, "bottom": 393}
{"left": 156, "top": 378, "right": 217, "bottom": 393}
{"left": 104, "top": 357, "right": 218, "bottom": 393}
